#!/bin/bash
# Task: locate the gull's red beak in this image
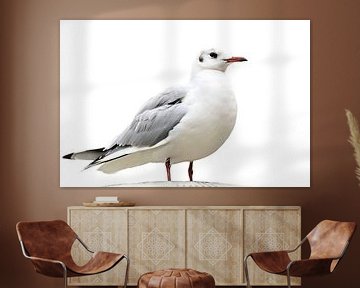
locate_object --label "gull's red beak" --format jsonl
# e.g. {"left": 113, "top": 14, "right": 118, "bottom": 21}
{"left": 224, "top": 56, "right": 247, "bottom": 63}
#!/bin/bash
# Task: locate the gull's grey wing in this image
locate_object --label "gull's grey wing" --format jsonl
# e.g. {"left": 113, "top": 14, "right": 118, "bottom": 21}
{"left": 111, "top": 86, "right": 189, "bottom": 148}
{"left": 137, "top": 86, "right": 188, "bottom": 115}
{"left": 115, "top": 104, "right": 187, "bottom": 147}
{"left": 85, "top": 86, "right": 189, "bottom": 169}
{"left": 66, "top": 86, "right": 189, "bottom": 168}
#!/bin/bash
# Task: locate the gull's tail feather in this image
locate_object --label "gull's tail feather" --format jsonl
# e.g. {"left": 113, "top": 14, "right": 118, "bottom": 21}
{"left": 83, "top": 144, "right": 166, "bottom": 174}
{"left": 97, "top": 149, "right": 155, "bottom": 174}
{"left": 83, "top": 152, "right": 129, "bottom": 171}
{"left": 62, "top": 148, "right": 105, "bottom": 161}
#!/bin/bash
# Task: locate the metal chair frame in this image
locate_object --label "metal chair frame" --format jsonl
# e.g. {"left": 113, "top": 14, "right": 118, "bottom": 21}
{"left": 244, "top": 236, "right": 350, "bottom": 288}
{"left": 18, "top": 232, "right": 129, "bottom": 288}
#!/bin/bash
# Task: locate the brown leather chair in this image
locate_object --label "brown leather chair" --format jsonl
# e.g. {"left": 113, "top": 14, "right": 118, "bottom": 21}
{"left": 244, "top": 220, "right": 356, "bottom": 288}
{"left": 16, "top": 220, "right": 129, "bottom": 288}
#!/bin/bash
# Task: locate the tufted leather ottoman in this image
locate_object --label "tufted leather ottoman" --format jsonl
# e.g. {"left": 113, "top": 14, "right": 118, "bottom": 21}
{"left": 138, "top": 268, "right": 215, "bottom": 288}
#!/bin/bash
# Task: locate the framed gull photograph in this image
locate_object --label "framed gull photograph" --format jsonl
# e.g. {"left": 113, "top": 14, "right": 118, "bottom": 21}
{"left": 60, "top": 20, "right": 310, "bottom": 187}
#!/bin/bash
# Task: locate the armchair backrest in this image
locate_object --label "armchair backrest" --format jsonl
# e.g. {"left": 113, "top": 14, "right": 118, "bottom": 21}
{"left": 16, "top": 220, "right": 77, "bottom": 261}
{"left": 307, "top": 220, "right": 356, "bottom": 263}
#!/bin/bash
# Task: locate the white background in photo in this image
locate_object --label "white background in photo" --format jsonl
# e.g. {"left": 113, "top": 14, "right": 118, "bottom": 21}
{"left": 60, "top": 20, "right": 310, "bottom": 187}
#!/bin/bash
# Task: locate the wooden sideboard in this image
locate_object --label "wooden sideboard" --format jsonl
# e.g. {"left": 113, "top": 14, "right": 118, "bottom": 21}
{"left": 67, "top": 206, "right": 301, "bottom": 286}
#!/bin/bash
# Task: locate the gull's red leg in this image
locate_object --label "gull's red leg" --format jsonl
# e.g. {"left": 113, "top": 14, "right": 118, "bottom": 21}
{"left": 188, "top": 161, "right": 193, "bottom": 181}
{"left": 165, "top": 158, "right": 171, "bottom": 181}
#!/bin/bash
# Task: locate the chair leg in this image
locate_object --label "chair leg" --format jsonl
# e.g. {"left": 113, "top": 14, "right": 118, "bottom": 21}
{"left": 61, "top": 264, "right": 68, "bottom": 288}
{"left": 123, "top": 255, "right": 130, "bottom": 288}
{"left": 244, "top": 255, "right": 252, "bottom": 288}
{"left": 286, "top": 269, "right": 292, "bottom": 288}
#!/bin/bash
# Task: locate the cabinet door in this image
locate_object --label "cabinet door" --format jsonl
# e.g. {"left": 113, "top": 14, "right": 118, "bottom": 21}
{"left": 243, "top": 209, "right": 301, "bottom": 286}
{"left": 68, "top": 208, "right": 127, "bottom": 286}
{"left": 128, "top": 209, "right": 186, "bottom": 284}
{"left": 187, "top": 209, "right": 243, "bottom": 285}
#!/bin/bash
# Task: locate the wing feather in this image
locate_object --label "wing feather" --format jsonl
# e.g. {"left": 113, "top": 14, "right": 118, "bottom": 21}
{"left": 111, "top": 86, "right": 188, "bottom": 148}
{"left": 87, "top": 86, "right": 188, "bottom": 168}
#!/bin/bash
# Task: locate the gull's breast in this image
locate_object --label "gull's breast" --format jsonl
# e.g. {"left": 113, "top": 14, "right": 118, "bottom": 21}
{"left": 161, "top": 74, "right": 238, "bottom": 163}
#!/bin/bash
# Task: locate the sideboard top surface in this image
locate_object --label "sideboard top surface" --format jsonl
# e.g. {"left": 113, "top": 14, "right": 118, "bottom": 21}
{"left": 68, "top": 206, "right": 301, "bottom": 210}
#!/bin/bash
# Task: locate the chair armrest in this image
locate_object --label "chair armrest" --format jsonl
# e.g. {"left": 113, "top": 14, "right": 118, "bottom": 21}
{"left": 287, "top": 258, "right": 336, "bottom": 277}
{"left": 245, "top": 237, "right": 306, "bottom": 259}
{"left": 19, "top": 240, "right": 67, "bottom": 277}
{"left": 76, "top": 236, "right": 94, "bottom": 253}
{"left": 246, "top": 251, "right": 292, "bottom": 274}
{"left": 25, "top": 255, "right": 65, "bottom": 266}
{"left": 285, "top": 237, "right": 307, "bottom": 253}
{"left": 25, "top": 255, "right": 67, "bottom": 277}
{"left": 247, "top": 250, "right": 290, "bottom": 258}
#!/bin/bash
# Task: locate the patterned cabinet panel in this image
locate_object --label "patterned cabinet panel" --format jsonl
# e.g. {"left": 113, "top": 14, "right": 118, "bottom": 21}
{"left": 128, "top": 209, "right": 186, "bottom": 284}
{"left": 243, "top": 209, "right": 301, "bottom": 286}
{"left": 187, "top": 209, "right": 243, "bottom": 285}
{"left": 68, "top": 208, "right": 127, "bottom": 286}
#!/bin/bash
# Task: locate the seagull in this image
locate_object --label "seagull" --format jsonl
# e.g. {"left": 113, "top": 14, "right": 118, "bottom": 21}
{"left": 63, "top": 48, "right": 247, "bottom": 181}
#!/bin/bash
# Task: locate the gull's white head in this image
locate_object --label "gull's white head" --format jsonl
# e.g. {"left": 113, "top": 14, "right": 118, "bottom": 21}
{"left": 192, "top": 48, "right": 247, "bottom": 76}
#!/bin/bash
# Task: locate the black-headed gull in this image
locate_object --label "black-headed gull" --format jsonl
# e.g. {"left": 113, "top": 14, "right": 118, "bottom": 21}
{"left": 63, "top": 49, "right": 247, "bottom": 181}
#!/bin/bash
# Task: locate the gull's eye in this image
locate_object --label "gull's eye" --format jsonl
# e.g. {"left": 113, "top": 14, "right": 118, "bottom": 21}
{"left": 209, "top": 52, "right": 218, "bottom": 58}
